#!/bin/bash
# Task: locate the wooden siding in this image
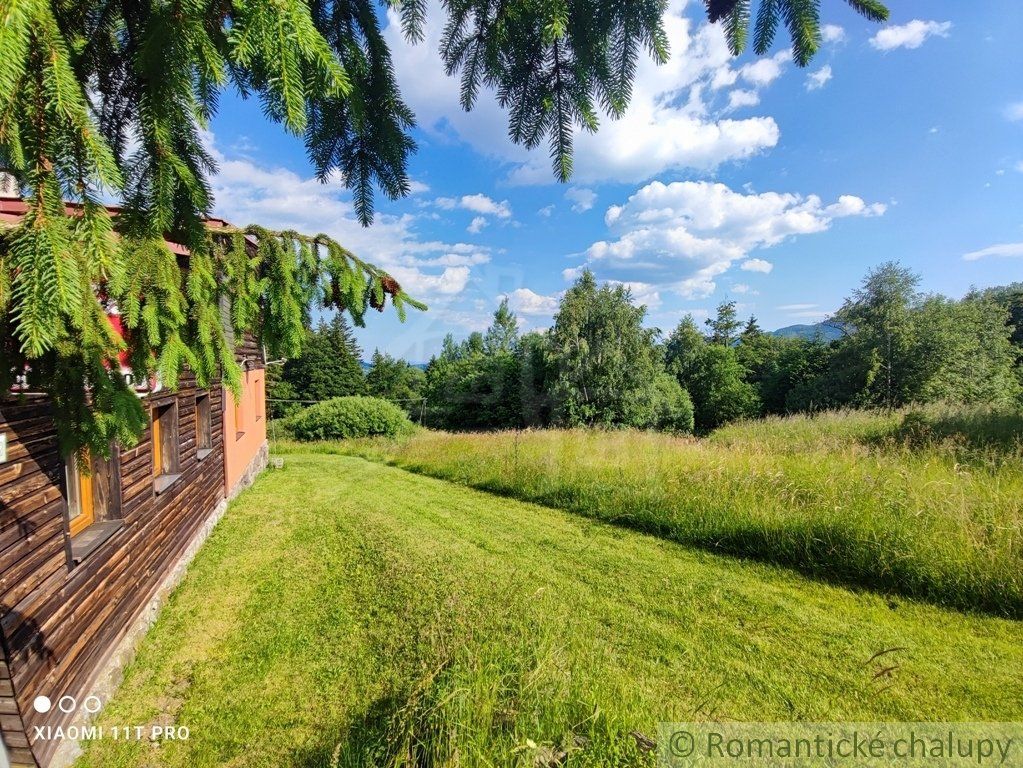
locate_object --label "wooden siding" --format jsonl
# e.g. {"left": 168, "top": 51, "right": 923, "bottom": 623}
{"left": 0, "top": 376, "right": 226, "bottom": 767}
{"left": 235, "top": 330, "right": 264, "bottom": 369}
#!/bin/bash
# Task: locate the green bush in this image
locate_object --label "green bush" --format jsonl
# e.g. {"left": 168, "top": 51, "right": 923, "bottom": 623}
{"left": 651, "top": 373, "right": 695, "bottom": 433}
{"left": 290, "top": 396, "right": 415, "bottom": 441}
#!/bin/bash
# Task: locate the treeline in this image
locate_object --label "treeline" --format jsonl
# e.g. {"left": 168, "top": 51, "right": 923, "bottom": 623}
{"left": 270, "top": 263, "right": 1023, "bottom": 434}
{"left": 267, "top": 315, "right": 425, "bottom": 419}
{"left": 422, "top": 262, "right": 1022, "bottom": 433}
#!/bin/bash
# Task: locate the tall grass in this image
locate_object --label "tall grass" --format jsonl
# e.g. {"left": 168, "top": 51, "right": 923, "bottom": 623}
{"left": 313, "top": 405, "right": 1023, "bottom": 617}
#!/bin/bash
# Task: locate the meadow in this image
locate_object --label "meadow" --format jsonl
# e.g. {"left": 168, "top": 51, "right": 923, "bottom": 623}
{"left": 77, "top": 453, "right": 1023, "bottom": 768}
{"left": 291, "top": 405, "right": 1023, "bottom": 617}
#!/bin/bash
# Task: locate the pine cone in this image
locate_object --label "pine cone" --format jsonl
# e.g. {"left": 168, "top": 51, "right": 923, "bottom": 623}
{"left": 381, "top": 275, "right": 401, "bottom": 295}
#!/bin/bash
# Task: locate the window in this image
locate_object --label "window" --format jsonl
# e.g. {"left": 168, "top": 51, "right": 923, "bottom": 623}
{"left": 152, "top": 401, "right": 181, "bottom": 493}
{"left": 196, "top": 393, "right": 213, "bottom": 461}
{"left": 65, "top": 448, "right": 122, "bottom": 564}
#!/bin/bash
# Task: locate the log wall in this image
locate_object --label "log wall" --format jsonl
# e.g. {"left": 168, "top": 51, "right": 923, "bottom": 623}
{"left": 0, "top": 376, "right": 226, "bottom": 767}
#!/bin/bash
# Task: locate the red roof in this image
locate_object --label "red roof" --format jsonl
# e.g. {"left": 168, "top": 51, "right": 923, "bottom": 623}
{"left": 0, "top": 197, "right": 214, "bottom": 256}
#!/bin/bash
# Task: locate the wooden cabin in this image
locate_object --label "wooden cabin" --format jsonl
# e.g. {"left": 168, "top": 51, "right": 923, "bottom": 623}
{"left": 0, "top": 197, "right": 269, "bottom": 768}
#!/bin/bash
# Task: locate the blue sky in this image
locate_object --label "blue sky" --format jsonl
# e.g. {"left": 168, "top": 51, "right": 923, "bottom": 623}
{"left": 206, "top": 0, "right": 1023, "bottom": 362}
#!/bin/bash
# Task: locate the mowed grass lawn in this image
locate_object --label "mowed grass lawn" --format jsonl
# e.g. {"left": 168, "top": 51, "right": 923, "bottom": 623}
{"left": 78, "top": 453, "right": 1022, "bottom": 768}
{"left": 323, "top": 410, "right": 1023, "bottom": 617}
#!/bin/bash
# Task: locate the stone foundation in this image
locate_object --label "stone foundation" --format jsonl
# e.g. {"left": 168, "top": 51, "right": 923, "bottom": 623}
{"left": 227, "top": 440, "right": 269, "bottom": 500}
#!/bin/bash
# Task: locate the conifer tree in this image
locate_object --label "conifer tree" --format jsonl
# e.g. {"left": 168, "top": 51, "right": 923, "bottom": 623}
{"left": 0, "top": 0, "right": 888, "bottom": 455}
{"left": 365, "top": 349, "right": 426, "bottom": 412}
{"left": 706, "top": 0, "right": 889, "bottom": 64}
{"left": 280, "top": 315, "right": 367, "bottom": 403}
{"left": 706, "top": 300, "right": 742, "bottom": 345}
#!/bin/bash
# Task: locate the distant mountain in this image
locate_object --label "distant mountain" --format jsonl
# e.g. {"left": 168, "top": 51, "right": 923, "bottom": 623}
{"left": 770, "top": 322, "right": 843, "bottom": 342}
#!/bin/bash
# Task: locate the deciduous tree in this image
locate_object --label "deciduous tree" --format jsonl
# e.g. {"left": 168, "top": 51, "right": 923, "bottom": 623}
{"left": 548, "top": 270, "right": 662, "bottom": 427}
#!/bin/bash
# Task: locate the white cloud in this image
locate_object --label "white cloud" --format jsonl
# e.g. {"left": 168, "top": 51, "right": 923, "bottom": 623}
{"left": 413, "top": 252, "right": 490, "bottom": 267}
{"left": 777, "top": 303, "right": 819, "bottom": 311}
{"left": 962, "top": 243, "right": 1023, "bottom": 261}
{"left": 1007, "top": 102, "right": 1023, "bottom": 122}
{"left": 408, "top": 266, "right": 472, "bottom": 295}
{"left": 1016, "top": 161, "right": 1023, "bottom": 173}
{"left": 204, "top": 135, "right": 486, "bottom": 306}
{"left": 727, "top": 89, "right": 760, "bottom": 111}
{"left": 607, "top": 280, "right": 662, "bottom": 309}
{"left": 407, "top": 179, "right": 431, "bottom": 194}
{"left": 821, "top": 24, "right": 846, "bottom": 44}
{"left": 462, "top": 193, "right": 512, "bottom": 218}
{"left": 825, "top": 195, "right": 887, "bottom": 217}
{"left": 806, "top": 65, "right": 833, "bottom": 91}
{"left": 538, "top": 205, "right": 555, "bottom": 217}
{"left": 565, "top": 187, "right": 597, "bottom": 213}
{"left": 870, "top": 20, "right": 952, "bottom": 51}
{"left": 580, "top": 180, "right": 883, "bottom": 297}
{"left": 741, "top": 258, "right": 773, "bottom": 273}
{"left": 731, "top": 283, "right": 755, "bottom": 294}
{"left": 740, "top": 52, "right": 788, "bottom": 87}
{"left": 436, "top": 193, "right": 511, "bottom": 218}
{"left": 504, "top": 288, "right": 561, "bottom": 315}
{"left": 386, "top": 2, "right": 781, "bottom": 185}
{"left": 467, "top": 216, "right": 488, "bottom": 234}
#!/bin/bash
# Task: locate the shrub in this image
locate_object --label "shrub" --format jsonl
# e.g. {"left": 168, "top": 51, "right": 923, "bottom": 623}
{"left": 290, "top": 396, "right": 415, "bottom": 441}
{"left": 651, "top": 374, "right": 695, "bottom": 433}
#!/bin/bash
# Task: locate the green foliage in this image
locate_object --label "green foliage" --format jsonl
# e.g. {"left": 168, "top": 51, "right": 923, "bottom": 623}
{"left": 417, "top": 264, "right": 1017, "bottom": 438}
{"left": 806, "top": 264, "right": 1023, "bottom": 410}
{"left": 709, "top": 0, "right": 889, "bottom": 64}
{"left": 290, "top": 395, "right": 414, "bottom": 441}
{"left": 832, "top": 261, "right": 922, "bottom": 408}
{"left": 266, "top": 366, "right": 302, "bottom": 420}
{"left": 424, "top": 308, "right": 526, "bottom": 431}
{"left": 666, "top": 315, "right": 760, "bottom": 431}
{"left": 365, "top": 349, "right": 427, "bottom": 414}
{"left": 515, "top": 331, "right": 556, "bottom": 427}
{"left": 914, "top": 295, "right": 1021, "bottom": 404}
{"left": 975, "top": 282, "right": 1023, "bottom": 352}
{"left": 279, "top": 314, "right": 366, "bottom": 403}
{"left": 547, "top": 270, "right": 664, "bottom": 427}
{"left": 758, "top": 336, "right": 831, "bottom": 413}
{"left": 705, "top": 299, "right": 742, "bottom": 345}
{"left": 650, "top": 372, "right": 696, "bottom": 433}
{"left": 0, "top": 218, "right": 422, "bottom": 457}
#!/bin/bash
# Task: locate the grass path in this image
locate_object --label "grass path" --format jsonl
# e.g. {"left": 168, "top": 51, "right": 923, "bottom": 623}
{"left": 77, "top": 454, "right": 1023, "bottom": 768}
{"left": 312, "top": 425, "right": 1023, "bottom": 616}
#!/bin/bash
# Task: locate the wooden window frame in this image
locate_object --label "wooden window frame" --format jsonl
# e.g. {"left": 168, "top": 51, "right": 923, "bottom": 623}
{"left": 152, "top": 400, "right": 181, "bottom": 494}
{"left": 196, "top": 392, "right": 213, "bottom": 461}
{"left": 65, "top": 455, "right": 95, "bottom": 537}
{"left": 64, "top": 446, "right": 123, "bottom": 565}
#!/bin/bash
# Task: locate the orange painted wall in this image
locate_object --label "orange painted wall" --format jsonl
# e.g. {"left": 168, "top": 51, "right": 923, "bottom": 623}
{"left": 223, "top": 367, "right": 266, "bottom": 494}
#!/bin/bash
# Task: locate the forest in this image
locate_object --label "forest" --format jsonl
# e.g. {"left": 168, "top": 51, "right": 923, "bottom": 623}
{"left": 270, "top": 262, "right": 1023, "bottom": 434}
